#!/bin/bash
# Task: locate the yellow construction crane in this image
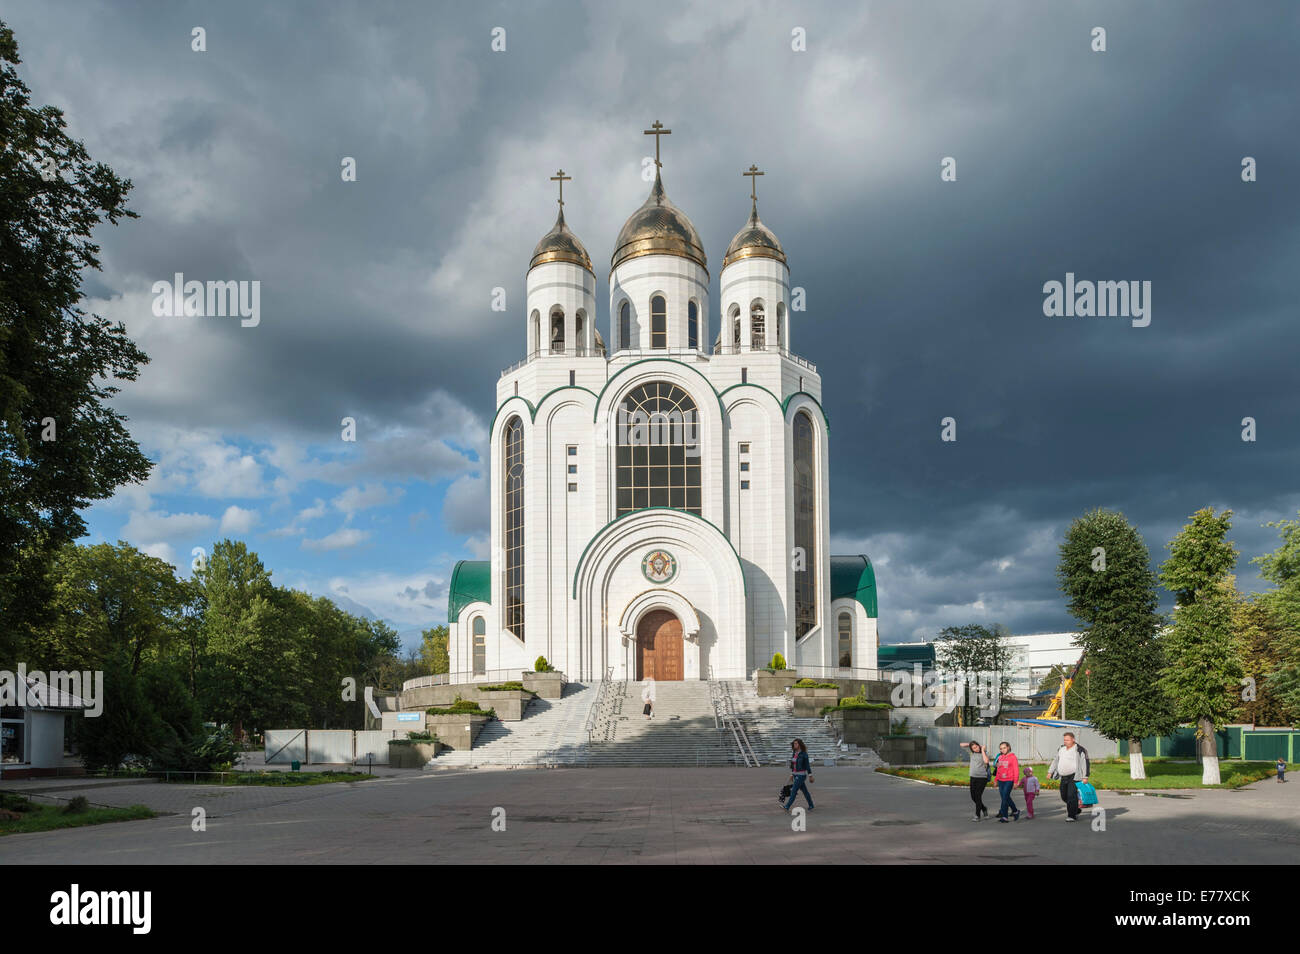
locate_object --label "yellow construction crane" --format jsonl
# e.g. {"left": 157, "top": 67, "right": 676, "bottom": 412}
{"left": 1042, "top": 657, "right": 1084, "bottom": 719}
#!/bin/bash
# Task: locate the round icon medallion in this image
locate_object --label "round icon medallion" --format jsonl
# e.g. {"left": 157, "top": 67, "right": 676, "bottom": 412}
{"left": 641, "top": 549, "right": 678, "bottom": 584}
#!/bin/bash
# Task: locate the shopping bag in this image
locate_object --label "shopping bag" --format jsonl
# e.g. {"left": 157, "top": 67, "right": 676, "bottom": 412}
{"left": 1076, "top": 781, "right": 1099, "bottom": 806}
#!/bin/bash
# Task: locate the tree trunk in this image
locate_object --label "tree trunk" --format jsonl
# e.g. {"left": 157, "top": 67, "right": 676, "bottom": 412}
{"left": 1199, "top": 716, "right": 1220, "bottom": 785}
{"left": 1128, "top": 739, "right": 1146, "bottom": 780}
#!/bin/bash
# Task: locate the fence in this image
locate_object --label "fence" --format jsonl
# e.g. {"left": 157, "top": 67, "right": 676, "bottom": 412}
{"left": 402, "top": 669, "right": 526, "bottom": 692}
{"left": 920, "top": 725, "right": 1114, "bottom": 763}
{"left": 264, "top": 729, "right": 403, "bottom": 765}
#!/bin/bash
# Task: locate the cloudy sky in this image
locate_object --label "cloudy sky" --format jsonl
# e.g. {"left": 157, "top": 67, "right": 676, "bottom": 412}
{"left": 9, "top": 1, "right": 1298, "bottom": 649}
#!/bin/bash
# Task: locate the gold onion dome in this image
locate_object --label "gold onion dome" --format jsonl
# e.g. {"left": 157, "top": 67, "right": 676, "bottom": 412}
{"left": 610, "top": 171, "right": 708, "bottom": 272}
{"left": 723, "top": 199, "right": 786, "bottom": 268}
{"left": 529, "top": 207, "right": 593, "bottom": 272}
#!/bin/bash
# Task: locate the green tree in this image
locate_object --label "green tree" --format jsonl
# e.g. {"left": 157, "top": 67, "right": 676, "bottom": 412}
{"left": 1057, "top": 508, "right": 1175, "bottom": 780}
{"left": 1251, "top": 513, "right": 1300, "bottom": 722}
{"left": 0, "top": 22, "right": 149, "bottom": 661}
{"left": 933, "top": 624, "right": 1013, "bottom": 727}
{"left": 420, "top": 624, "right": 449, "bottom": 675}
{"left": 36, "top": 541, "right": 190, "bottom": 674}
{"left": 1158, "top": 508, "right": 1243, "bottom": 784}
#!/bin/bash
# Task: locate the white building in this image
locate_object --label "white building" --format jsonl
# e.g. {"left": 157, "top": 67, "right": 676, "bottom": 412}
{"left": 446, "top": 126, "right": 879, "bottom": 682}
{"left": 1002, "top": 632, "right": 1083, "bottom": 699}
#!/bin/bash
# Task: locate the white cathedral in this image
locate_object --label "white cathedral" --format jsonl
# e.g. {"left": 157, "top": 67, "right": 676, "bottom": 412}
{"left": 446, "top": 123, "right": 879, "bottom": 683}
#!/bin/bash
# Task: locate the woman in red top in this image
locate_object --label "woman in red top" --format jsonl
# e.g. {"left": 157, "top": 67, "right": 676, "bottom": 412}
{"left": 994, "top": 741, "right": 1021, "bottom": 823}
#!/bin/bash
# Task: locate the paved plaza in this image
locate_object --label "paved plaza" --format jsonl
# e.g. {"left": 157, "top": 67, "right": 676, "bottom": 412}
{"left": 1, "top": 766, "right": 1294, "bottom": 864}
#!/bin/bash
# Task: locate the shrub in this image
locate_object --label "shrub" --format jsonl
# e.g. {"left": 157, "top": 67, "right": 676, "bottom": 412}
{"left": 769, "top": 653, "right": 788, "bottom": 671}
{"left": 794, "top": 678, "right": 837, "bottom": 689}
{"left": 890, "top": 717, "right": 911, "bottom": 736}
{"left": 533, "top": 656, "right": 553, "bottom": 673}
{"left": 478, "top": 682, "right": 535, "bottom": 694}
{"left": 426, "top": 700, "right": 495, "bottom": 718}
{"left": 63, "top": 795, "right": 90, "bottom": 815}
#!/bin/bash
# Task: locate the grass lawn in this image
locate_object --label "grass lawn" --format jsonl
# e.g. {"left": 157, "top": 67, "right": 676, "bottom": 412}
{"left": 152, "top": 770, "right": 375, "bottom": 786}
{"left": 0, "top": 795, "right": 154, "bottom": 837}
{"left": 876, "top": 758, "right": 1289, "bottom": 790}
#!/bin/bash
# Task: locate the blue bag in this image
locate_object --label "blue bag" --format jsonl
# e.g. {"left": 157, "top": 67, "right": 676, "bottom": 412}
{"left": 1075, "top": 780, "right": 1099, "bottom": 806}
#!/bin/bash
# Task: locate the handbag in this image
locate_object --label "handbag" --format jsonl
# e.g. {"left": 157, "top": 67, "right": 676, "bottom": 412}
{"left": 778, "top": 784, "right": 792, "bottom": 803}
{"left": 1075, "top": 780, "right": 1099, "bottom": 806}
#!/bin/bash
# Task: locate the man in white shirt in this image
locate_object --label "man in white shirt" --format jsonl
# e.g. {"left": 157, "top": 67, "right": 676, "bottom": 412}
{"left": 1047, "top": 731, "right": 1090, "bottom": 822}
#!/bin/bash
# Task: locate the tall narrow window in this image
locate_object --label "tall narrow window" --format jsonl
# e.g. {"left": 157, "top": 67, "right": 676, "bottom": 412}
{"left": 503, "top": 416, "right": 525, "bottom": 641}
{"left": 531, "top": 310, "right": 540, "bottom": 355}
{"left": 751, "top": 301, "right": 766, "bottom": 350}
{"left": 688, "top": 301, "right": 699, "bottom": 350}
{"left": 575, "top": 311, "right": 585, "bottom": 354}
{"left": 793, "top": 411, "right": 817, "bottom": 639}
{"left": 616, "top": 381, "right": 701, "bottom": 515}
{"left": 728, "top": 304, "right": 741, "bottom": 353}
{"left": 776, "top": 302, "right": 785, "bottom": 350}
{"left": 550, "top": 309, "right": 565, "bottom": 353}
{"left": 651, "top": 295, "right": 667, "bottom": 349}
{"left": 619, "top": 301, "right": 631, "bottom": 350}
{"left": 837, "top": 612, "right": 852, "bottom": 668}
{"left": 472, "top": 616, "right": 487, "bottom": 675}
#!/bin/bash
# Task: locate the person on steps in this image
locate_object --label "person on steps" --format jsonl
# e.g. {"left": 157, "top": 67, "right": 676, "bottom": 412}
{"left": 641, "top": 678, "right": 655, "bottom": 720}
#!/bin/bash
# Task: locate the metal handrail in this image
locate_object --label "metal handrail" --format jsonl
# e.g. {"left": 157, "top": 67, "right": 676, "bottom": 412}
{"left": 402, "top": 669, "right": 528, "bottom": 692}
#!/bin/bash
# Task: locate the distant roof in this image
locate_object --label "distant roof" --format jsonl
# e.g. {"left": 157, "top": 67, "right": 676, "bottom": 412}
{"left": 20, "top": 677, "right": 87, "bottom": 710}
{"left": 447, "top": 560, "right": 491, "bottom": 622}
{"left": 878, "top": 643, "right": 935, "bottom": 668}
{"left": 829, "top": 554, "right": 877, "bottom": 618}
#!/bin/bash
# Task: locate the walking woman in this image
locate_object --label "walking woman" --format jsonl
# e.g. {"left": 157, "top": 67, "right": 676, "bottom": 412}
{"left": 959, "top": 740, "right": 990, "bottom": 820}
{"left": 641, "top": 678, "right": 655, "bottom": 719}
{"left": 994, "top": 741, "right": 1021, "bottom": 822}
{"left": 783, "top": 739, "right": 815, "bottom": 812}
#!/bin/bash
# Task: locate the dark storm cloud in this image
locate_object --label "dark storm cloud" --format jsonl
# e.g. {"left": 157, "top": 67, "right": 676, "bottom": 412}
{"left": 8, "top": 0, "right": 1297, "bottom": 640}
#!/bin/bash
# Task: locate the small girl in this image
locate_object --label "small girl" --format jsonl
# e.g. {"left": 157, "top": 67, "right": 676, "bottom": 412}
{"left": 1020, "top": 765, "right": 1041, "bottom": 817}
{"left": 1278, "top": 758, "right": 1287, "bottom": 784}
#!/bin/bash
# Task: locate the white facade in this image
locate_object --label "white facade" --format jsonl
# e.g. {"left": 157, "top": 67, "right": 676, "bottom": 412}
{"left": 1003, "top": 632, "right": 1083, "bottom": 698}
{"left": 447, "top": 155, "right": 878, "bottom": 681}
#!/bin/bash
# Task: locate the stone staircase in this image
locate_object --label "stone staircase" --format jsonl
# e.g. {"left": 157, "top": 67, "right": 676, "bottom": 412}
{"left": 727, "top": 680, "right": 883, "bottom": 767}
{"left": 424, "top": 677, "right": 881, "bottom": 769}
{"left": 584, "top": 680, "right": 739, "bottom": 766}
{"left": 428, "top": 682, "right": 598, "bottom": 768}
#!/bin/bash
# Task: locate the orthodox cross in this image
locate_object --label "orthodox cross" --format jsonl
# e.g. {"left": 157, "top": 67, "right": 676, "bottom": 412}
{"left": 550, "top": 169, "right": 571, "bottom": 208}
{"left": 744, "top": 164, "right": 764, "bottom": 204}
{"left": 644, "top": 120, "right": 671, "bottom": 168}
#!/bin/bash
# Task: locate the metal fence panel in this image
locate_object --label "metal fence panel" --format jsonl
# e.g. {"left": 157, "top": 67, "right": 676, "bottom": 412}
{"left": 307, "top": 729, "right": 354, "bottom": 764}
{"left": 920, "top": 725, "right": 1114, "bottom": 763}
{"left": 355, "top": 730, "right": 397, "bottom": 765}
{"left": 264, "top": 729, "right": 306, "bottom": 765}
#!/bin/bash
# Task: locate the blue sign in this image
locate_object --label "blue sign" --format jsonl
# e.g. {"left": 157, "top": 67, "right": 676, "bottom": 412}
{"left": 396, "top": 713, "right": 421, "bottom": 722}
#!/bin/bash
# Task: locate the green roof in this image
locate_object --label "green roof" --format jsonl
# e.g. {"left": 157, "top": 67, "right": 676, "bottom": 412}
{"left": 829, "top": 554, "right": 878, "bottom": 618}
{"left": 878, "top": 644, "right": 935, "bottom": 669}
{"left": 447, "top": 560, "right": 490, "bottom": 622}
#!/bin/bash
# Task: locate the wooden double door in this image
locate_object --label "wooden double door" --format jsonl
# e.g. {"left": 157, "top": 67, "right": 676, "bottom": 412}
{"left": 636, "top": 609, "right": 684, "bottom": 681}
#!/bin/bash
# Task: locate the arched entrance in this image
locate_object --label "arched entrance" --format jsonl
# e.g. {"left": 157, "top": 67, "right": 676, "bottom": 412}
{"left": 636, "top": 609, "right": 684, "bottom": 681}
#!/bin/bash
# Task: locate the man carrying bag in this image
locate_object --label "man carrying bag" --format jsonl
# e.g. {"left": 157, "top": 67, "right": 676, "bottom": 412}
{"left": 1047, "top": 731, "right": 1090, "bottom": 822}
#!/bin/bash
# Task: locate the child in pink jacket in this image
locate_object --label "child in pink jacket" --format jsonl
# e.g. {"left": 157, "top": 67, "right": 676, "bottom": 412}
{"left": 1019, "top": 766, "right": 1041, "bottom": 818}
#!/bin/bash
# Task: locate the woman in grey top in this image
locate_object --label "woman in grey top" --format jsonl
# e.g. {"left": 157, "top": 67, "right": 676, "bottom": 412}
{"left": 960, "top": 740, "right": 991, "bottom": 820}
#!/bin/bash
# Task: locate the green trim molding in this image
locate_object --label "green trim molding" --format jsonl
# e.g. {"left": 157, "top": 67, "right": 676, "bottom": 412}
{"left": 572, "top": 506, "right": 747, "bottom": 599}
{"left": 448, "top": 559, "right": 491, "bottom": 623}
{"left": 830, "top": 554, "right": 878, "bottom": 618}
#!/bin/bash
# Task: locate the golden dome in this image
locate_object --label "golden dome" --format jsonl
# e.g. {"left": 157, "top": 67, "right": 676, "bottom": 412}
{"left": 529, "top": 208, "right": 593, "bottom": 272}
{"left": 611, "top": 172, "right": 707, "bottom": 273}
{"left": 723, "top": 201, "right": 786, "bottom": 268}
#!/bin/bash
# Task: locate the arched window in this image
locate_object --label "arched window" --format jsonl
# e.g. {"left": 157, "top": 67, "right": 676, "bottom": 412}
{"left": 688, "top": 301, "right": 699, "bottom": 350}
{"left": 776, "top": 302, "right": 785, "bottom": 350}
{"left": 472, "top": 616, "right": 487, "bottom": 675}
{"left": 576, "top": 311, "right": 585, "bottom": 353}
{"left": 616, "top": 381, "right": 701, "bottom": 514}
{"left": 550, "top": 309, "right": 565, "bottom": 353}
{"left": 619, "top": 301, "right": 631, "bottom": 350}
{"left": 793, "top": 411, "right": 817, "bottom": 639}
{"left": 729, "top": 303, "right": 741, "bottom": 352}
{"left": 651, "top": 295, "right": 667, "bottom": 349}
{"left": 837, "top": 612, "right": 852, "bottom": 668}
{"left": 531, "top": 310, "right": 540, "bottom": 355}
{"left": 503, "top": 416, "right": 525, "bottom": 641}
{"left": 751, "top": 301, "right": 766, "bottom": 350}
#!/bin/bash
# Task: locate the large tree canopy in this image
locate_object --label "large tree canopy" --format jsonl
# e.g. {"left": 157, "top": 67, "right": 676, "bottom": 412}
{"left": 0, "top": 21, "right": 150, "bottom": 657}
